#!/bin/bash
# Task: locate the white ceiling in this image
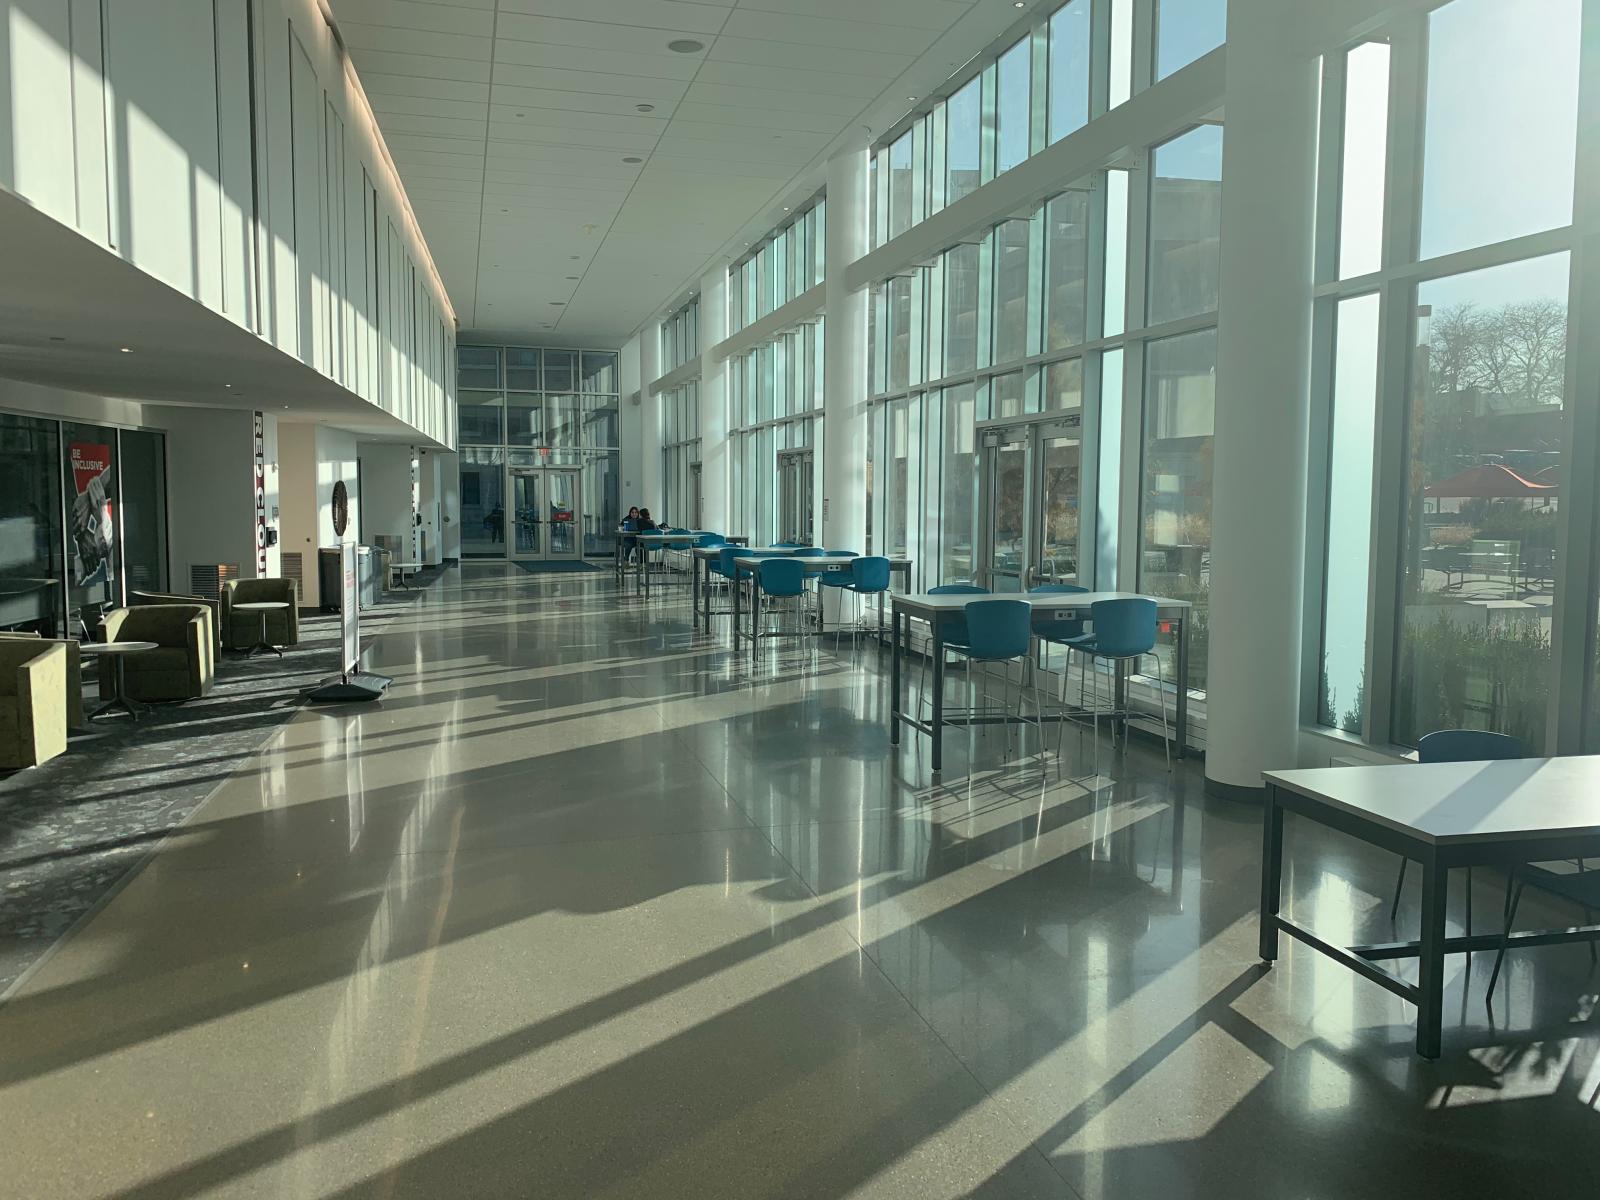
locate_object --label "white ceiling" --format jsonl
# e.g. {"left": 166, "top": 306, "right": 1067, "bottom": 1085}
{"left": 331, "top": 0, "right": 1025, "bottom": 345}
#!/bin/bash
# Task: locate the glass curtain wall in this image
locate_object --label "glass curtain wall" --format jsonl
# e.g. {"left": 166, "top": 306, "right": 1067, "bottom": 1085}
{"left": 728, "top": 320, "right": 824, "bottom": 544}
{"left": 864, "top": 1, "right": 1224, "bottom": 708}
{"left": 1307, "top": 0, "right": 1598, "bottom": 752}
{"left": 455, "top": 345, "right": 622, "bottom": 558}
{"left": 729, "top": 197, "right": 826, "bottom": 336}
{"left": 869, "top": 0, "right": 1213, "bottom": 251}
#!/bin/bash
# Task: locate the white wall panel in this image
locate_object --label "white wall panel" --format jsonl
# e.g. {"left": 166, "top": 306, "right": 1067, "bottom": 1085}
{"left": 67, "top": 0, "right": 109, "bottom": 243}
{"left": 103, "top": 0, "right": 225, "bottom": 308}
{"left": 289, "top": 31, "right": 325, "bottom": 372}
{"left": 0, "top": 0, "right": 77, "bottom": 224}
{"left": 214, "top": 0, "right": 257, "bottom": 329}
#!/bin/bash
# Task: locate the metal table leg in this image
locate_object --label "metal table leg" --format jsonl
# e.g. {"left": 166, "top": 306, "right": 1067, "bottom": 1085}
{"left": 1417, "top": 855, "right": 1448, "bottom": 1059}
{"left": 1259, "top": 783, "right": 1285, "bottom": 961}
{"left": 732, "top": 567, "right": 743, "bottom": 652}
{"left": 1175, "top": 615, "right": 1190, "bottom": 758}
{"left": 931, "top": 618, "right": 945, "bottom": 773}
{"left": 890, "top": 608, "right": 902, "bottom": 745}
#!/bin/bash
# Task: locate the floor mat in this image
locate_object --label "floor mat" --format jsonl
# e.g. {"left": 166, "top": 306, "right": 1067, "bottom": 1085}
{"left": 509, "top": 560, "right": 603, "bottom": 574}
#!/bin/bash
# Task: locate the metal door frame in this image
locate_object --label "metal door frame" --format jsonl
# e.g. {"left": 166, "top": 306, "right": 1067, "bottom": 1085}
{"left": 506, "top": 466, "right": 584, "bottom": 561}
{"left": 507, "top": 467, "right": 543, "bottom": 561}
{"left": 776, "top": 448, "right": 814, "bottom": 544}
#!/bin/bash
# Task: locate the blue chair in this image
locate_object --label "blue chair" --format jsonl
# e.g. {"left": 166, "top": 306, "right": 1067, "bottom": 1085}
{"left": 793, "top": 547, "right": 829, "bottom": 557}
{"left": 1065, "top": 598, "right": 1170, "bottom": 771}
{"left": 818, "top": 551, "right": 859, "bottom": 591}
{"left": 711, "top": 545, "right": 752, "bottom": 583}
{"left": 756, "top": 557, "right": 809, "bottom": 655}
{"left": 838, "top": 556, "right": 891, "bottom": 650}
{"left": 696, "top": 532, "right": 725, "bottom": 548}
{"left": 943, "top": 599, "right": 1043, "bottom": 760}
{"left": 920, "top": 585, "right": 989, "bottom": 718}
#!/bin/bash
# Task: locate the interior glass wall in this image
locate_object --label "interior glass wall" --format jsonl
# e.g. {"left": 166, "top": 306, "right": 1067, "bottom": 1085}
{"left": 455, "top": 345, "right": 621, "bottom": 558}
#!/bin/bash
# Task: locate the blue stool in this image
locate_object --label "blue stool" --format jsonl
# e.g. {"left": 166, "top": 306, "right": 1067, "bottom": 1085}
{"left": 1065, "top": 598, "right": 1171, "bottom": 773}
{"left": 1029, "top": 583, "right": 1090, "bottom": 756}
{"left": 839, "top": 556, "right": 891, "bottom": 651}
{"left": 757, "top": 557, "right": 809, "bottom": 660}
{"left": 921, "top": 585, "right": 988, "bottom": 718}
{"left": 946, "top": 599, "right": 1044, "bottom": 763}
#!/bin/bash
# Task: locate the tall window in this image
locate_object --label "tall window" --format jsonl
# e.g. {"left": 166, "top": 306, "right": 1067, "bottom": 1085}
{"left": 1148, "top": 125, "right": 1224, "bottom": 325}
{"left": 1048, "top": 1, "right": 1091, "bottom": 143}
{"left": 1141, "top": 329, "right": 1216, "bottom": 694}
{"left": 1045, "top": 192, "right": 1089, "bottom": 350}
{"left": 946, "top": 77, "right": 982, "bottom": 206}
{"left": 996, "top": 37, "right": 1032, "bottom": 175}
{"left": 1395, "top": 255, "right": 1568, "bottom": 747}
{"left": 1156, "top": 0, "right": 1227, "bottom": 80}
{"left": 992, "top": 219, "right": 1031, "bottom": 365}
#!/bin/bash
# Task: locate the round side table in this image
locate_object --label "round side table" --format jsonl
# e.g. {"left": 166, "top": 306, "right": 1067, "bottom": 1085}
{"left": 233, "top": 601, "right": 290, "bottom": 657}
{"left": 80, "top": 640, "right": 159, "bottom": 720}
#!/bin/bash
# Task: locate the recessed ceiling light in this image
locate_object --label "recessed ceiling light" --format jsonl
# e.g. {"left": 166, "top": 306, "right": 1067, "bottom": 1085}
{"left": 570, "top": 255, "right": 581, "bottom": 260}
{"left": 622, "top": 156, "right": 643, "bottom": 164}
{"left": 1014, "top": 1, "right": 1025, "bottom": 7}
{"left": 783, "top": 206, "right": 790, "bottom": 211}
{"left": 515, "top": 111, "right": 526, "bottom": 117}
{"left": 667, "top": 39, "right": 704, "bottom": 53}
{"left": 907, "top": 95, "right": 917, "bottom": 101}
{"left": 49, "top": 336, "right": 64, "bottom": 342}
{"left": 119, "top": 347, "right": 132, "bottom": 353}
{"left": 565, "top": 275, "right": 579, "bottom": 280}
{"left": 224, "top": 383, "right": 233, "bottom": 389}
{"left": 500, "top": 208, "right": 508, "bottom": 213}
{"left": 636, "top": 103, "right": 655, "bottom": 113}
{"left": 550, "top": 301, "right": 565, "bottom": 306}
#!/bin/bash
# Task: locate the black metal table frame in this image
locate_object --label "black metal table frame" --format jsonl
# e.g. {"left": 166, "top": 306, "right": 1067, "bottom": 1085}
{"left": 727, "top": 559, "right": 912, "bottom": 651}
{"left": 1259, "top": 779, "right": 1600, "bottom": 1058}
{"left": 889, "top": 600, "right": 1190, "bottom": 774}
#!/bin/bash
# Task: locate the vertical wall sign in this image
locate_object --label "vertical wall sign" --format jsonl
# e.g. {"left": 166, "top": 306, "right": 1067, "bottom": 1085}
{"left": 253, "top": 412, "right": 268, "bottom": 576}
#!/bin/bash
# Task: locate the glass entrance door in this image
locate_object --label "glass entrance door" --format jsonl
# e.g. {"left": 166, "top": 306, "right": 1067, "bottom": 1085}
{"left": 508, "top": 467, "right": 584, "bottom": 561}
{"left": 545, "top": 469, "right": 581, "bottom": 559}
{"left": 978, "top": 417, "right": 1083, "bottom": 592}
{"left": 777, "top": 449, "right": 814, "bottom": 544}
{"left": 509, "top": 469, "right": 542, "bottom": 559}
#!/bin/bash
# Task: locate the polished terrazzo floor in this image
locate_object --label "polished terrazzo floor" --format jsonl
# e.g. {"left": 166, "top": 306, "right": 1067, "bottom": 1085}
{"left": 0, "top": 565, "right": 1596, "bottom": 1199}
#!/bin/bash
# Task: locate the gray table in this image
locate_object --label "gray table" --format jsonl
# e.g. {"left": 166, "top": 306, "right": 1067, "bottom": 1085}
{"left": 631, "top": 532, "right": 747, "bottom": 596}
{"left": 390, "top": 561, "right": 424, "bottom": 590}
{"left": 1260, "top": 757, "right": 1600, "bottom": 1058}
{"left": 889, "top": 591, "right": 1191, "bottom": 773}
{"left": 81, "top": 640, "right": 159, "bottom": 720}
{"left": 728, "top": 554, "right": 913, "bottom": 648}
{"left": 233, "top": 600, "right": 289, "bottom": 657}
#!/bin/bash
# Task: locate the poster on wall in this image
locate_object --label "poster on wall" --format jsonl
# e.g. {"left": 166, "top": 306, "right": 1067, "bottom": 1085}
{"left": 68, "top": 442, "right": 115, "bottom": 588}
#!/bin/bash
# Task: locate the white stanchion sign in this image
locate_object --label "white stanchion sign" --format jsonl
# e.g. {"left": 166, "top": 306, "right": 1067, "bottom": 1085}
{"left": 340, "top": 540, "right": 361, "bottom": 676}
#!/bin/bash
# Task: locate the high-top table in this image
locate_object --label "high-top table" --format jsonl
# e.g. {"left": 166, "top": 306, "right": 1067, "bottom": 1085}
{"left": 727, "top": 554, "right": 913, "bottom": 648}
{"left": 1260, "top": 757, "right": 1600, "bottom": 1058}
{"left": 631, "top": 532, "right": 749, "bottom": 597}
{"left": 888, "top": 590, "right": 1191, "bottom": 773}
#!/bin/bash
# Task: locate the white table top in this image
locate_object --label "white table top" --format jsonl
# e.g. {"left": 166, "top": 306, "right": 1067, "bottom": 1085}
{"left": 733, "top": 554, "right": 912, "bottom": 571}
{"left": 82, "top": 640, "right": 159, "bottom": 655}
{"left": 233, "top": 601, "right": 290, "bottom": 611}
{"left": 893, "top": 590, "right": 1190, "bottom": 615}
{"left": 1265, "top": 757, "right": 1600, "bottom": 846}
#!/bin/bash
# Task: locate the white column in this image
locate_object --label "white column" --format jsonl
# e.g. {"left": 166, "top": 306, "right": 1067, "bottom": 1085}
{"left": 638, "top": 327, "right": 662, "bottom": 512}
{"left": 1204, "top": 0, "right": 1320, "bottom": 796}
{"left": 822, "top": 145, "right": 869, "bottom": 552}
{"left": 699, "top": 264, "right": 730, "bottom": 531}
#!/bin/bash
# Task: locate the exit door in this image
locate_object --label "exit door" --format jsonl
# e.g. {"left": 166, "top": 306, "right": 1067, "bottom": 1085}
{"left": 508, "top": 467, "right": 582, "bottom": 562}
{"left": 977, "top": 417, "right": 1082, "bottom": 592}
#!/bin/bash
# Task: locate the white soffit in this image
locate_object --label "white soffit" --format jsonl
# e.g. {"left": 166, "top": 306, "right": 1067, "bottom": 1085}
{"left": 330, "top": 0, "right": 1032, "bottom": 343}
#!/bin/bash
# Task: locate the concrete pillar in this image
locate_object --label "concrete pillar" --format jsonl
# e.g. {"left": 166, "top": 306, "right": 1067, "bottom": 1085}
{"left": 638, "top": 327, "right": 662, "bottom": 513}
{"left": 357, "top": 442, "right": 417, "bottom": 557}
{"left": 619, "top": 335, "right": 643, "bottom": 504}
{"left": 822, "top": 145, "right": 869, "bottom": 552}
{"left": 699, "top": 264, "right": 730, "bottom": 531}
{"left": 1204, "top": 0, "right": 1320, "bottom": 797}
{"left": 151, "top": 406, "right": 257, "bottom": 592}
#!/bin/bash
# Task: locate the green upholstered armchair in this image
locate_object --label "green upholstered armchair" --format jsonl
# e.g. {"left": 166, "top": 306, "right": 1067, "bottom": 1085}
{"left": 100, "top": 604, "right": 214, "bottom": 702}
{"left": 0, "top": 640, "right": 67, "bottom": 768}
{"left": 0, "top": 632, "right": 84, "bottom": 728}
{"left": 133, "top": 589, "right": 221, "bottom": 651}
{"left": 220, "top": 578, "right": 299, "bottom": 652}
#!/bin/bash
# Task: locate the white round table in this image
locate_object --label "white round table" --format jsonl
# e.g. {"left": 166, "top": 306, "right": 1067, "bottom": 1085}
{"left": 80, "top": 640, "right": 159, "bottom": 720}
{"left": 233, "top": 600, "right": 290, "bottom": 657}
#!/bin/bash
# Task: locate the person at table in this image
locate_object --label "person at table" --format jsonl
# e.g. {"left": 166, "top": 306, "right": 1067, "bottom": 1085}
{"left": 637, "top": 508, "right": 657, "bottom": 532}
{"left": 621, "top": 507, "right": 641, "bottom": 562}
